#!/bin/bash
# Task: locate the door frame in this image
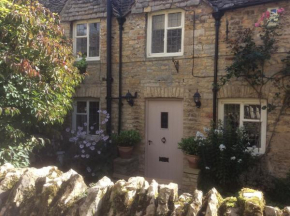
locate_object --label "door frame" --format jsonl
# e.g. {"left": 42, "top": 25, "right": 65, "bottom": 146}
{"left": 144, "top": 98, "right": 184, "bottom": 178}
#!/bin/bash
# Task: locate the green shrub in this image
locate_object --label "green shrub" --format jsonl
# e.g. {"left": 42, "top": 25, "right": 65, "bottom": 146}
{"left": 197, "top": 122, "right": 258, "bottom": 193}
{"left": 112, "top": 130, "right": 141, "bottom": 147}
{"left": 73, "top": 55, "right": 88, "bottom": 74}
{"left": 0, "top": 0, "right": 82, "bottom": 167}
{"left": 178, "top": 136, "right": 201, "bottom": 155}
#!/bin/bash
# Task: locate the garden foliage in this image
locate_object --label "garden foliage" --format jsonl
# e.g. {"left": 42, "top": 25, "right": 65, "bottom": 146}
{"left": 112, "top": 130, "right": 142, "bottom": 147}
{"left": 197, "top": 123, "right": 258, "bottom": 193}
{"left": 0, "top": 0, "right": 82, "bottom": 167}
{"left": 64, "top": 110, "right": 117, "bottom": 181}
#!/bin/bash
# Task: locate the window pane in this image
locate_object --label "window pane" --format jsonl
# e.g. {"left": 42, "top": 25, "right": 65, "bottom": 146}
{"left": 244, "top": 105, "right": 261, "bottom": 120}
{"left": 76, "top": 115, "right": 87, "bottom": 131}
{"left": 167, "top": 29, "right": 182, "bottom": 53}
{"left": 243, "top": 122, "right": 261, "bottom": 148}
{"left": 270, "top": 9, "right": 277, "bottom": 14}
{"left": 77, "top": 101, "right": 87, "bottom": 113}
{"left": 161, "top": 112, "right": 168, "bottom": 129}
{"left": 89, "top": 23, "right": 100, "bottom": 57}
{"left": 77, "top": 24, "right": 87, "bottom": 36}
{"left": 152, "top": 15, "right": 165, "bottom": 53}
{"left": 168, "top": 13, "right": 181, "bottom": 27}
{"left": 224, "top": 104, "right": 240, "bottom": 129}
{"left": 76, "top": 38, "right": 87, "bottom": 56}
{"left": 89, "top": 102, "right": 99, "bottom": 134}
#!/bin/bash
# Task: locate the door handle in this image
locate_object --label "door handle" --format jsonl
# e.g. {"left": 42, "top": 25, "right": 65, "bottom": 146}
{"left": 148, "top": 140, "right": 152, "bottom": 145}
{"left": 161, "top": 137, "right": 166, "bottom": 144}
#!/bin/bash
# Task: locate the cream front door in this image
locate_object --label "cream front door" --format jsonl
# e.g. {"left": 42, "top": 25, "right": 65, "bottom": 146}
{"left": 146, "top": 100, "right": 183, "bottom": 184}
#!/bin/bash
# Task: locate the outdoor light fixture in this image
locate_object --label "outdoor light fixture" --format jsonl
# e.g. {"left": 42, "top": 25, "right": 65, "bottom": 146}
{"left": 193, "top": 90, "right": 201, "bottom": 108}
{"left": 124, "top": 90, "right": 137, "bottom": 107}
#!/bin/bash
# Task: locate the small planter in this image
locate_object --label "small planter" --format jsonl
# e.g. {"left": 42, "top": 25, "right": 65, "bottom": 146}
{"left": 118, "top": 146, "right": 133, "bottom": 159}
{"left": 185, "top": 154, "right": 200, "bottom": 169}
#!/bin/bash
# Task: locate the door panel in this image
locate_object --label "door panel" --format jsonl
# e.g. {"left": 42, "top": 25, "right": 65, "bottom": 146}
{"left": 146, "top": 100, "right": 183, "bottom": 184}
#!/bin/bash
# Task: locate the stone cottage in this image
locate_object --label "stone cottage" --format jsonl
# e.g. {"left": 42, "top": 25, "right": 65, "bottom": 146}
{"left": 39, "top": 0, "right": 290, "bottom": 192}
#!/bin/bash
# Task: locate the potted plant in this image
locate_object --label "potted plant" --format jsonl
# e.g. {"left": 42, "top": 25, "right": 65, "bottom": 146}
{"left": 178, "top": 136, "right": 201, "bottom": 169}
{"left": 73, "top": 55, "right": 88, "bottom": 74}
{"left": 112, "top": 130, "right": 141, "bottom": 159}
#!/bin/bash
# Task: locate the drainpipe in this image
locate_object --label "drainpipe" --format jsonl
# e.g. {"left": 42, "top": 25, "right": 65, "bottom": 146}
{"left": 212, "top": 11, "right": 224, "bottom": 126}
{"left": 106, "top": 0, "right": 112, "bottom": 135}
{"left": 117, "top": 17, "right": 126, "bottom": 134}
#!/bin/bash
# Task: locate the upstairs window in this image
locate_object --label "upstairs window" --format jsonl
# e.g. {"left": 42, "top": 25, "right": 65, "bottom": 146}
{"left": 73, "top": 20, "right": 100, "bottom": 61}
{"left": 218, "top": 99, "right": 267, "bottom": 154}
{"left": 147, "top": 10, "right": 184, "bottom": 57}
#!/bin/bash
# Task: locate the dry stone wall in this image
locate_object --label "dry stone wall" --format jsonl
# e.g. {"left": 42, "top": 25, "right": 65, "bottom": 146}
{"left": 0, "top": 164, "right": 289, "bottom": 216}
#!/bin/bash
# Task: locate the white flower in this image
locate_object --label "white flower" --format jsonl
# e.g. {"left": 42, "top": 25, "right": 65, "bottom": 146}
{"left": 64, "top": 65, "right": 68, "bottom": 70}
{"left": 83, "top": 122, "right": 87, "bottom": 126}
{"left": 215, "top": 129, "right": 223, "bottom": 134}
{"left": 102, "top": 110, "right": 107, "bottom": 114}
{"left": 90, "top": 126, "right": 94, "bottom": 130}
{"left": 97, "top": 110, "right": 102, "bottom": 113}
{"left": 203, "top": 127, "right": 210, "bottom": 133}
{"left": 86, "top": 154, "right": 90, "bottom": 158}
{"left": 79, "top": 144, "right": 84, "bottom": 149}
{"left": 78, "top": 126, "right": 83, "bottom": 131}
{"left": 205, "top": 166, "right": 210, "bottom": 170}
{"left": 69, "top": 138, "right": 75, "bottom": 142}
{"left": 90, "top": 146, "right": 95, "bottom": 150}
{"left": 86, "top": 142, "right": 91, "bottom": 147}
{"left": 101, "top": 120, "right": 106, "bottom": 124}
{"left": 82, "top": 150, "right": 85, "bottom": 153}
{"left": 83, "top": 140, "right": 87, "bottom": 144}
{"left": 87, "top": 167, "right": 91, "bottom": 172}
{"left": 66, "top": 127, "right": 70, "bottom": 132}
{"left": 231, "top": 156, "right": 236, "bottom": 160}
{"left": 71, "top": 130, "right": 75, "bottom": 134}
{"left": 81, "top": 131, "right": 86, "bottom": 136}
{"left": 81, "top": 154, "right": 85, "bottom": 158}
{"left": 238, "top": 159, "right": 242, "bottom": 163}
{"left": 196, "top": 131, "right": 205, "bottom": 140}
{"left": 35, "top": 66, "right": 40, "bottom": 71}
{"left": 219, "top": 144, "right": 226, "bottom": 151}
{"left": 92, "top": 142, "right": 96, "bottom": 145}
{"left": 97, "top": 151, "right": 101, "bottom": 155}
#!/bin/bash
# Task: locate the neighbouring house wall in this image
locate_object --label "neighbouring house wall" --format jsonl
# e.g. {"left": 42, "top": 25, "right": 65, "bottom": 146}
{"left": 57, "top": 0, "right": 290, "bottom": 192}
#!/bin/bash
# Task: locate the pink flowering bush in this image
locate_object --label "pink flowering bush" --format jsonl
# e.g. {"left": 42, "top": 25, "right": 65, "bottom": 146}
{"left": 254, "top": 8, "right": 284, "bottom": 27}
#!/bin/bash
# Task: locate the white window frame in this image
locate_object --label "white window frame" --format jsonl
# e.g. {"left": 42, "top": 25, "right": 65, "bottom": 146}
{"left": 72, "top": 99, "right": 100, "bottom": 134}
{"left": 73, "top": 19, "right": 101, "bottom": 61}
{"left": 218, "top": 99, "right": 267, "bottom": 154}
{"left": 267, "top": 7, "right": 279, "bottom": 27}
{"left": 147, "top": 9, "right": 185, "bottom": 58}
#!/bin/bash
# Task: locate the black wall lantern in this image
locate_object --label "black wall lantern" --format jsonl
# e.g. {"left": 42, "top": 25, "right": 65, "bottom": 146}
{"left": 109, "top": 90, "right": 137, "bottom": 107}
{"left": 193, "top": 90, "right": 201, "bottom": 108}
{"left": 124, "top": 90, "right": 137, "bottom": 106}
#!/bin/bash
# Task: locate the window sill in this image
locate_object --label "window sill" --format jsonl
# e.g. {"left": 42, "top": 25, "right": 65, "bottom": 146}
{"left": 147, "top": 53, "right": 183, "bottom": 58}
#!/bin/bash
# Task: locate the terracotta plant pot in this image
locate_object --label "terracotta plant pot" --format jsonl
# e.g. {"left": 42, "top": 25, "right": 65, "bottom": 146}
{"left": 185, "top": 154, "right": 200, "bottom": 169}
{"left": 118, "top": 146, "right": 133, "bottom": 159}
